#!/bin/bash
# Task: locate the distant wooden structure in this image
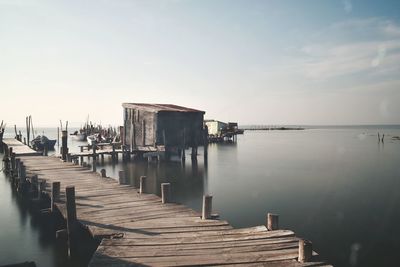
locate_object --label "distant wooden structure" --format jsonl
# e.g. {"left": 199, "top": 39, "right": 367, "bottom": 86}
{"left": 122, "top": 103, "right": 206, "bottom": 160}
{"left": 205, "top": 120, "right": 243, "bottom": 143}
{"left": 204, "top": 120, "right": 227, "bottom": 136}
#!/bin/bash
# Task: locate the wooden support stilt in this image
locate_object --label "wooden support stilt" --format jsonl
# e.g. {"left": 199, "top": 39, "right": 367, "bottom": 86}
{"left": 267, "top": 213, "right": 279, "bottom": 230}
{"left": 10, "top": 151, "right": 16, "bottom": 176}
{"left": 298, "top": 239, "right": 313, "bottom": 262}
{"left": 92, "top": 144, "right": 97, "bottom": 172}
{"left": 51, "top": 182, "right": 60, "bottom": 212}
{"left": 161, "top": 183, "right": 171, "bottom": 204}
{"left": 37, "top": 180, "right": 45, "bottom": 200}
{"left": 15, "top": 158, "right": 20, "bottom": 179}
{"left": 31, "top": 174, "right": 38, "bottom": 197}
{"left": 19, "top": 162, "right": 26, "bottom": 185}
{"left": 202, "top": 195, "right": 213, "bottom": 220}
{"left": 57, "top": 127, "right": 60, "bottom": 149}
{"left": 139, "top": 176, "right": 146, "bottom": 194}
{"left": 66, "top": 186, "right": 77, "bottom": 258}
{"left": 112, "top": 144, "right": 116, "bottom": 162}
{"left": 191, "top": 146, "right": 198, "bottom": 159}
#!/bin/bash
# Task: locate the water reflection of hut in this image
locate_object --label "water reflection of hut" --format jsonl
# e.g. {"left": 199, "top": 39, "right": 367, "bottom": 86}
{"left": 122, "top": 103, "right": 206, "bottom": 159}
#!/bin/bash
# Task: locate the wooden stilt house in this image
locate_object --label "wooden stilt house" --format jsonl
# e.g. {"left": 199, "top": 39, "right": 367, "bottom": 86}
{"left": 122, "top": 103, "right": 206, "bottom": 157}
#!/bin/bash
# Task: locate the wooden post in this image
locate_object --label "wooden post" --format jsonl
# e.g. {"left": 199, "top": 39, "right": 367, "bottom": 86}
{"left": 267, "top": 213, "right": 279, "bottom": 231}
{"left": 112, "top": 143, "right": 116, "bottom": 162}
{"left": 66, "top": 186, "right": 77, "bottom": 257}
{"left": 10, "top": 153, "right": 16, "bottom": 176}
{"left": 182, "top": 128, "right": 186, "bottom": 162}
{"left": 38, "top": 180, "right": 45, "bottom": 200}
{"left": 139, "top": 176, "right": 146, "bottom": 194}
{"left": 31, "top": 174, "right": 38, "bottom": 196}
{"left": 19, "top": 162, "right": 26, "bottom": 184}
{"left": 161, "top": 183, "right": 171, "bottom": 204}
{"left": 15, "top": 158, "right": 21, "bottom": 178}
{"left": 202, "top": 195, "right": 213, "bottom": 220}
{"left": 9, "top": 148, "right": 14, "bottom": 174}
{"left": 203, "top": 126, "right": 208, "bottom": 161}
{"left": 92, "top": 144, "right": 97, "bottom": 172}
{"left": 118, "top": 170, "right": 125, "bottom": 184}
{"left": 23, "top": 137, "right": 26, "bottom": 145}
{"left": 61, "top": 130, "right": 68, "bottom": 161}
{"left": 51, "top": 182, "right": 60, "bottom": 212}
{"left": 191, "top": 146, "right": 198, "bottom": 159}
{"left": 57, "top": 127, "right": 60, "bottom": 149}
{"left": 100, "top": 169, "right": 107, "bottom": 178}
{"left": 142, "top": 120, "right": 146, "bottom": 146}
{"left": 120, "top": 125, "right": 125, "bottom": 147}
{"left": 181, "top": 148, "right": 186, "bottom": 163}
{"left": 298, "top": 239, "right": 313, "bottom": 262}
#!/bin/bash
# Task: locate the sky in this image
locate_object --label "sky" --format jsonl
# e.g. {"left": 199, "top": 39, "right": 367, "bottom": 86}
{"left": 1, "top": 0, "right": 400, "bottom": 127}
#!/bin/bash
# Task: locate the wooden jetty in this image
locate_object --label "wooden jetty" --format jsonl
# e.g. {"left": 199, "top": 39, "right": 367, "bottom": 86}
{"left": 1, "top": 138, "right": 331, "bottom": 267}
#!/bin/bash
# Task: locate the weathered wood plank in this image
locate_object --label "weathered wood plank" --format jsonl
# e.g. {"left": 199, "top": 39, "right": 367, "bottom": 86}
{"left": 12, "top": 148, "right": 329, "bottom": 267}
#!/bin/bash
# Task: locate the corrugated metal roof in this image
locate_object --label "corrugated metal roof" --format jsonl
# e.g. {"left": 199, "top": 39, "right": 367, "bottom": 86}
{"left": 122, "top": 103, "right": 205, "bottom": 113}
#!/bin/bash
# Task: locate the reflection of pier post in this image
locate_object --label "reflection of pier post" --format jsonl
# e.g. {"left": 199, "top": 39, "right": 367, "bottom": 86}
{"left": 191, "top": 156, "right": 198, "bottom": 175}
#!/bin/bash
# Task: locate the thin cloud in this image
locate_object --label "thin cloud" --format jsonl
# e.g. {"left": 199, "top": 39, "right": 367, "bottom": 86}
{"left": 297, "top": 18, "right": 400, "bottom": 80}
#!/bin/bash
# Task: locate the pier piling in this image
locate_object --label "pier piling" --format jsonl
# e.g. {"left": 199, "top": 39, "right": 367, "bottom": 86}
{"left": 161, "top": 183, "right": 171, "bottom": 204}
{"left": 139, "top": 176, "right": 146, "bottom": 194}
{"left": 298, "top": 239, "right": 313, "bottom": 262}
{"left": 267, "top": 213, "right": 279, "bottom": 230}
{"left": 51, "top": 182, "right": 60, "bottom": 212}
{"left": 61, "top": 130, "right": 68, "bottom": 161}
{"left": 202, "top": 195, "right": 213, "bottom": 220}
{"left": 66, "top": 186, "right": 77, "bottom": 257}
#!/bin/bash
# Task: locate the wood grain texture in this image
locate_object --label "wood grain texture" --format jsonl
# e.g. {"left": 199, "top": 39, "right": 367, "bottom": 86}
{"left": 2, "top": 138, "right": 331, "bottom": 267}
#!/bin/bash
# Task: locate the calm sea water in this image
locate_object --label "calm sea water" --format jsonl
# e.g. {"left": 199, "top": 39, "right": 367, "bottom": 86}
{"left": 1, "top": 126, "right": 400, "bottom": 267}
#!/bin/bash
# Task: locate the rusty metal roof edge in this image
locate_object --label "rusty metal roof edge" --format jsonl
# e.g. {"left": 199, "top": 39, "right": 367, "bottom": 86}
{"left": 122, "top": 103, "right": 205, "bottom": 113}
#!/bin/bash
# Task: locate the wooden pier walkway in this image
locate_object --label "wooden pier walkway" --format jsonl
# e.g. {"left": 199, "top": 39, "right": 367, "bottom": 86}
{"left": 2, "top": 138, "right": 331, "bottom": 267}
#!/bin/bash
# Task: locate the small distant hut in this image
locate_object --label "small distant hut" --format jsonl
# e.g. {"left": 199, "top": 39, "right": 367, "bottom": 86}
{"left": 204, "top": 120, "right": 228, "bottom": 136}
{"left": 122, "top": 103, "right": 206, "bottom": 158}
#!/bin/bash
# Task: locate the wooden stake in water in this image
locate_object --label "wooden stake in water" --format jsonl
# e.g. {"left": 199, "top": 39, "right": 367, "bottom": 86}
{"left": 202, "top": 195, "right": 213, "bottom": 220}
{"left": 139, "top": 176, "right": 146, "bottom": 194}
{"left": 161, "top": 183, "right": 171, "bottom": 204}
{"left": 267, "top": 213, "right": 279, "bottom": 231}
